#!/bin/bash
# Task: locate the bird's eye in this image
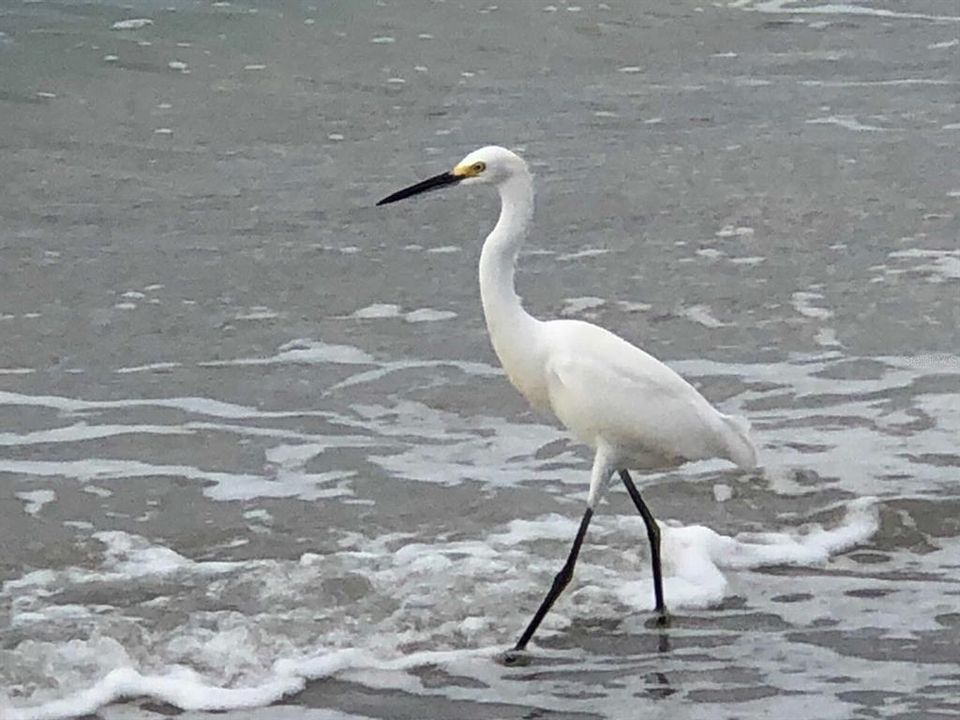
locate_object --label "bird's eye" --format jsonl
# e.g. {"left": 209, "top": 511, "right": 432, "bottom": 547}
{"left": 472, "top": 162, "right": 486, "bottom": 173}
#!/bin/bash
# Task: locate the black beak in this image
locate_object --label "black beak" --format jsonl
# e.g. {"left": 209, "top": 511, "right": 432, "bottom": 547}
{"left": 377, "top": 171, "right": 461, "bottom": 206}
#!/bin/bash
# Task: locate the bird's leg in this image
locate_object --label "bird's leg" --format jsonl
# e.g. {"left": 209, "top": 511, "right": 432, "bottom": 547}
{"left": 619, "top": 470, "right": 667, "bottom": 621}
{"left": 511, "top": 507, "right": 594, "bottom": 653}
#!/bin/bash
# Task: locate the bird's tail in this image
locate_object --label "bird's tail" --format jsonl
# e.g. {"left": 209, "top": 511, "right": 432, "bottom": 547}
{"left": 718, "top": 413, "right": 759, "bottom": 470}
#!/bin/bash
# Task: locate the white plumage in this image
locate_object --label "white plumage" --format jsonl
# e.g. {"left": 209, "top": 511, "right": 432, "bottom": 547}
{"left": 378, "top": 144, "right": 758, "bottom": 655}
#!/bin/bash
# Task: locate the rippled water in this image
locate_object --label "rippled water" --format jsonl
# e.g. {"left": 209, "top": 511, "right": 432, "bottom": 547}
{"left": 1, "top": 1, "right": 958, "bottom": 718}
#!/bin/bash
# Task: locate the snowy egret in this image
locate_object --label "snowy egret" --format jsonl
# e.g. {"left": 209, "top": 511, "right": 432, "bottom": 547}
{"left": 378, "top": 146, "right": 758, "bottom": 655}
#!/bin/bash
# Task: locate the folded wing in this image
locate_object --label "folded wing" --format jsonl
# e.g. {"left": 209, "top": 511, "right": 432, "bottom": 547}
{"left": 543, "top": 320, "right": 757, "bottom": 470}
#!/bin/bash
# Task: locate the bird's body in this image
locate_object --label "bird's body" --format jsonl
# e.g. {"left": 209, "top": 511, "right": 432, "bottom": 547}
{"left": 378, "top": 145, "right": 758, "bottom": 656}
{"left": 527, "top": 319, "right": 756, "bottom": 471}
{"left": 470, "top": 147, "right": 757, "bottom": 503}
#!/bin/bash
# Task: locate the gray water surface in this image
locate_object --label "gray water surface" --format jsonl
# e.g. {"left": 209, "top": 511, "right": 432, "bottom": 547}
{"left": 1, "top": 1, "right": 959, "bottom": 719}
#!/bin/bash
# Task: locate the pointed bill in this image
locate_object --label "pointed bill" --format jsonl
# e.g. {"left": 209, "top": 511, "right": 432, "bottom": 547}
{"left": 376, "top": 171, "right": 462, "bottom": 206}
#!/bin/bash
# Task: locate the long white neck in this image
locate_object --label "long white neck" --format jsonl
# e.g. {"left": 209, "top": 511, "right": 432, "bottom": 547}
{"left": 479, "top": 170, "right": 540, "bottom": 338}
{"left": 478, "top": 169, "right": 548, "bottom": 407}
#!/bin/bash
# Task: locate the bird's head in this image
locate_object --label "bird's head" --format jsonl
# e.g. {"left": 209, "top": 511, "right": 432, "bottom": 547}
{"left": 377, "top": 145, "right": 527, "bottom": 206}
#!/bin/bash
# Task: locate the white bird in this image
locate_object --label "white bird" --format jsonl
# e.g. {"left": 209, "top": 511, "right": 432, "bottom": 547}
{"left": 378, "top": 146, "right": 758, "bottom": 657}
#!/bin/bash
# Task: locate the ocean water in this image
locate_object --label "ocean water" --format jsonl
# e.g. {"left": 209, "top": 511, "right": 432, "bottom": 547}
{"left": 1, "top": 1, "right": 958, "bottom": 718}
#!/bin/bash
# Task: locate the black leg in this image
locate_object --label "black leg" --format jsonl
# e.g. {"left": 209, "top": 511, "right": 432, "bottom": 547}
{"left": 619, "top": 470, "right": 667, "bottom": 617}
{"left": 512, "top": 507, "right": 594, "bottom": 652}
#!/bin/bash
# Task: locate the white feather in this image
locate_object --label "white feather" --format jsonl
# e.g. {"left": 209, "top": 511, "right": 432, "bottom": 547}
{"left": 462, "top": 145, "right": 759, "bottom": 508}
{"left": 381, "top": 144, "right": 762, "bottom": 647}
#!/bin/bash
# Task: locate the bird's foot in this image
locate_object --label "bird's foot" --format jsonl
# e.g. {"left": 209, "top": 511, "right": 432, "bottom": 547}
{"left": 497, "top": 647, "right": 533, "bottom": 667}
{"left": 646, "top": 608, "right": 672, "bottom": 653}
{"left": 646, "top": 608, "right": 671, "bottom": 630}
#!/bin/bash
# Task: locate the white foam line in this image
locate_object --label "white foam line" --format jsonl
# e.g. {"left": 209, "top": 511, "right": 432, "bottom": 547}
{"left": 0, "top": 423, "right": 192, "bottom": 446}
{"left": 4, "top": 532, "right": 244, "bottom": 595}
{"left": 560, "top": 297, "right": 605, "bottom": 316}
{"left": 329, "top": 359, "right": 500, "bottom": 391}
{"left": 1, "top": 459, "right": 355, "bottom": 502}
{"left": 11, "top": 497, "right": 880, "bottom": 718}
{"left": 404, "top": 308, "right": 457, "bottom": 323}
{"left": 806, "top": 115, "right": 887, "bottom": 132}
{"left": 672, "top": 353, "right": 957, "bottom": 398}
{"left": 278, "top": 646, "right": 495, "bottom": 679}
{"left": 743, "top": 0, "right": 960, "bottom": 22}
{"left": 888, "top": 248, "right": 960, "bottom": 282}
{"left": 557, "top": 248, "right": 611, "bottom": 261}
{"left": 111, "top": 18, "right": 153, "bottom": 30}
{"left": 799, "top": 78, "right": 959, "bottom": 88}
{"left": 115, "top": 362, "right": 182, "bottom": 374}
{"left": 0, "top": 419, "right": 378, "bottom": 450}
{"left": 0, "top": 498, "right": 892, "bottom": 719}
{"left": 199, "top": 340, "right": 376, "bottom": 368}
{"left": 349, "top": 303, "right": 402, "bottom": 319}
{"left": 9, "top": 647, "right": 498, "bottom": 720}
{"left": 101, "top": 530, "right": 242, "bottom": 575}
{"left": 720, "top": 496, "right": 879, "bottom": 568}
{"left": 186, "top": 420, "right": 379, "bottom": 447}
{"left": 0, "top": 459, "right": 258, "bottom": 489}
{"left": 0, "top": 391, "right": 333, "bottom": 421}
{"left": 8, "top": 667, "right": 305, "bottom": 720}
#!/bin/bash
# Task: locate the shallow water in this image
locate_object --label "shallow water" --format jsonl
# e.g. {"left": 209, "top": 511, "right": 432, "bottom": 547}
{"left": 1, "top": 1, "right": 959, "bottom": 718}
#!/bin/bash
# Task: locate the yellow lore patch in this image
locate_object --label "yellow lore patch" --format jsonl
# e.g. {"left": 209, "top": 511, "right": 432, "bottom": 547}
{"left": 452, "top": 160, "right": 486, "bottom": 178}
